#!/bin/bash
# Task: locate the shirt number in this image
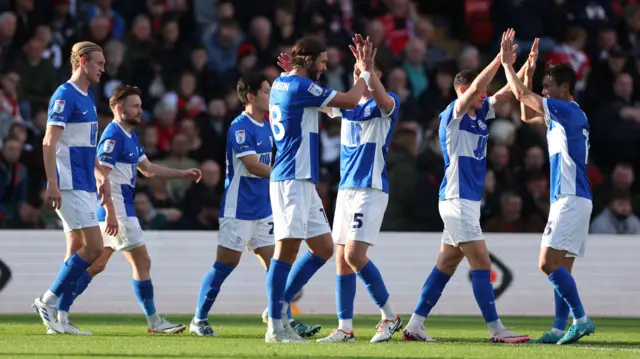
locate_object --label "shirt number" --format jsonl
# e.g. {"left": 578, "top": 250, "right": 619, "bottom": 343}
{"left": 473, "top": 135, "right": 488, "bottom": 160}
{"left": 269, "top": 104, "right": 285, "bottom": 141}
{"left": 345, "top": 122, "right": 362, "bottom": 146}
{"left": 582, "top": 128, "right": 590, "bottom": 165}
{"left": 130, "top": 164, "right": 137, "bottom": 186}
{"left": 90, "top": 123, "right": 98, "bottom": 146}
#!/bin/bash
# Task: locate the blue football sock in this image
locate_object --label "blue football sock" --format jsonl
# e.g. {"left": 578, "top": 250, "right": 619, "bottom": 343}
{"left": 57, "top": 270, "right": 92, "bottom": 312}
{"left": 471, "top": 270, "right": 499, "bottom": 323}
{"left": 414, "top": 266, "right": 451, "bottom": 317}
{"left": 553, "top": 288, "right": 570, "bottom": 331}
{"left": 132, "top": 279, "right": 156, "bottom": 317}
{"left": 286, "top": 304, "right": 293, "bottom": 320}
{"left": 336, "top": 273, "right": 356, "bottom": 320}
{"left": 195, "top": 261, "right": 235, "bottom": 320}
{"left": 267, "top": 259, "right": 292, "bottom": 319}
{"left": 356, "top": 260, "right": 389, "bottom": 308}
{"left": 49, "top": 253, "right": 90, "bottom": 310}
{"left": 283, "top": 252, "right": 326, "bottom": 304}
{"left": 548, "top": 267, "right": 586, "bottom": 320}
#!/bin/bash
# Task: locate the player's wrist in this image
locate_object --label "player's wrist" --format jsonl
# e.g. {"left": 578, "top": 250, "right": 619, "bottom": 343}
{"left": 359, "top": 71, "right": 372, "bottom": 90}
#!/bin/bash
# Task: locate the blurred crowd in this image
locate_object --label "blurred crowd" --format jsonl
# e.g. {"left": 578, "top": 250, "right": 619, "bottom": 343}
{"left": 0, "top": 0, "right": 639, "bottom": 234}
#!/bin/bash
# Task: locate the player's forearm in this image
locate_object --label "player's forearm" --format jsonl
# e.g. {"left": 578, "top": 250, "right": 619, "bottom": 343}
{"left": 345, "top": 78, "right": 367, "bottom": 106}
{"left": 469, "top": 55, "right": 502, "bottom": 94}
{"left": 247, "top": 162, "right": 271, "bottom": 179}
{"left": 503, "top": 63, "right": 527, "bottom": 101}
{"left": 145, "top": 163, "right": 185, "bottom": 179}
{"left": 94, "top": 159, "right": 108, "bottom": 184}
{"left": 493, "top": 62, "right": 527, "bottom": 106}
{"left": 42, "top": 138, "right": 59, "bottom": 188}
{"left": 368, "top": 73, "right": 394, "bottom": 114}
{"left": 521, "top": 73, "right": 537, "bottom": 122}
{"left": 504, "top": 63, "right": 545, "bottom": 115}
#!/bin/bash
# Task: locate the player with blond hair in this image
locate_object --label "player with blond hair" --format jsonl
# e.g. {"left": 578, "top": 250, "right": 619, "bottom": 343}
{"left": 33, "top": 41, "right": 113, "bottom": 335}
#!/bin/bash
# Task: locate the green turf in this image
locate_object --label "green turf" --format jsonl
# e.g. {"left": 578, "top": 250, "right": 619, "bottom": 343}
{"left": 0, "top": 315, "right": 638, "bottom": 359}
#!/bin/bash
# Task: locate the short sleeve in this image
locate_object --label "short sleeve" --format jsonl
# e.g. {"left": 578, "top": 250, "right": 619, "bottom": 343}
{"left": 324, "top": 107, "right": 344, "bottom": 119}
{"left": 295, "top": 77, "right": 337, "bottom": 108}
{"left": 543, "top": 98, "right": 572, "bottom": 127}
{"left": 482, "top": 97, "right": 496, "bottom": 121}
{"left": 97, "top": 133, "right": 120, "bottom": 169}
{"left": 230, "top": 124, "right": 257, "bottom": 158}
{"left": 381, "top": 92, "right": 401, "bottom": 119}
{"left": 137, "top": 143, "right": 147, "bottom": 163}
{"left": 47, "top": 89, "right": 73, "bottom": 128}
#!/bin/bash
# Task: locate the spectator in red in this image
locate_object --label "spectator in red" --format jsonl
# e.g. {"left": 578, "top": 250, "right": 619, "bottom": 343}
{"left": 378, "top": 0, "right": 415, "bottom": 56}
{"left": 547, "top": 27, "right": 591, "bottom": 95}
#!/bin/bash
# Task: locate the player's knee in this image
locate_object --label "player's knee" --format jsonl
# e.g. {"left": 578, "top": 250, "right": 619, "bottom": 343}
{"left": 344, "top": 250, "right": 367, "bottom": 272}
{"left": 311, "top": 244, "right": 333, "bottom": 261}
{"left": 135, "top": 253, "right": 152, "bottom": 274}
{"left": 81, "top": 246, "right": 104, "bottom": 263}
{"left": 436, "top": 255, "right": 461, "bottom": 275}
{"left": 91, "top": 261, "right": 107, "bottom": 275}
{"left": 538, "top": 258, "right": 558, "bottom": 276}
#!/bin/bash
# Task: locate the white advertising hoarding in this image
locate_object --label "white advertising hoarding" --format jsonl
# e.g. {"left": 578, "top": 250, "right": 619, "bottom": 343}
{"left": 0, "top": 231, "right": 637, "bottom": 316}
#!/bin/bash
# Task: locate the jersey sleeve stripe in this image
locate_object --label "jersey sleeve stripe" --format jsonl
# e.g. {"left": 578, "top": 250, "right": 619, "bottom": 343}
{"left": 47, "top": 121, "right": 66, "bottom": 128}
{"left": 379, "top": 95, "right": 396, "bottom": 118}
{"left": 320, "top": 90, "right": 337, "bottom": 108}
{"left": 236, "top": 150, "right": 257, "bottom": 158}
{"left": 99, "top": 161, "right": 114, "bottom": 169}
{"left": 485, "top": 97, "right": 496, "bottom": 120}
{"left": 542, "top": 97, "right": 551, "bottom": 127}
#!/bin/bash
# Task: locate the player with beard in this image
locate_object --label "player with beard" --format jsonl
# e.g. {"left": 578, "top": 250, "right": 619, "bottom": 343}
{"left": 265, "top": 36, "right": 372, "bottom": 342}
{"left": 52, "top": 85, "right": 202, "bottom": 334}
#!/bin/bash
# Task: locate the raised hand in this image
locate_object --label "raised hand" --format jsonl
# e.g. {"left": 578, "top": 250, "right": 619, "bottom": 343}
{"left": 526, "top": 38, "right": 540, "bottom": 75}
{"left": 500, "top": 28, "right": 518, "bottom": 66}
{"left": 352, "top": 34, "right": 373, "bottom": 74}
{"left": 277, "top": 52, "right": 293, "bottom": 73}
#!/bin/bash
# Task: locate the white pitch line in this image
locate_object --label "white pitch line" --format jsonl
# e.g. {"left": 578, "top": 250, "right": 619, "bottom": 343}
{"left": 566, "top": 346, "right": 640, "bottom": 353}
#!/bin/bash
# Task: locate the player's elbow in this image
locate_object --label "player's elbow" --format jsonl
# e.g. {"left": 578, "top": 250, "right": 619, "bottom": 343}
{"left": 513, "top": 88, "right": 525, "bottom": 101}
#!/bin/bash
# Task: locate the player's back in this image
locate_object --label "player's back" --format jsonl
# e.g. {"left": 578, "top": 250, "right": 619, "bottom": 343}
{"left": 96, "top": 121, "right": 146, "bottom": 220}
{"left": 220, "top": 114, "right": 273, "bottom": 220}
{"left": 543, "top": 98, "right": 592, "bottom": 202}
{"left": 47, "top": 82, "right": 99, "bottom": 192}
{"left": 438, "top": 98, "right": 494, "bottom": 202}
{"left": 338, "top": 93, "right": 400, "bottom": 193}
{"left": 269, "top": 74, "right": 336, "bottom": 184}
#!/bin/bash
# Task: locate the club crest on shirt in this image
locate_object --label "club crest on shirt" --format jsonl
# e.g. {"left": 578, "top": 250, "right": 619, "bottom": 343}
{"left": 477, "top": 120, "right": 487, "bottom": 131}
{"left": 363, "top": 105, "right": 371, "bottom": 117}
{"left": 307, "top": 83, "right": 323, "bottom": 97}
{"left": 235, "top": 130, "right": 246, "bottom": 144}
{"left": 53, "top": 100, "right": 65, "bottom": 113}
{"left": 103, "top": 139, "right": 115, "bottom": 153}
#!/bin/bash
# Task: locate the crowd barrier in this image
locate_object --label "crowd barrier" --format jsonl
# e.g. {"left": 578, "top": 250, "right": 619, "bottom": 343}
{"left": 0, "top": 231, "right": 637, "bottom": 317}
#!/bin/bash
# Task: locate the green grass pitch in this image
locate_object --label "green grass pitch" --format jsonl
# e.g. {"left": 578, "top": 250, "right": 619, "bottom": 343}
{"left": 1, "top": 315, "right": 639, "bottom": 358}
